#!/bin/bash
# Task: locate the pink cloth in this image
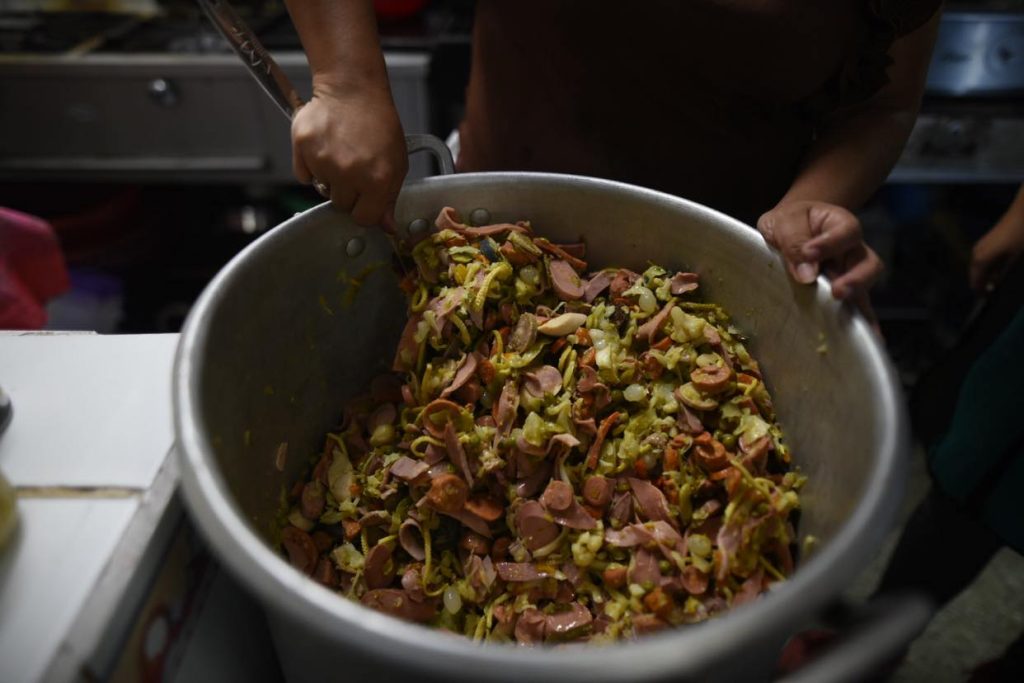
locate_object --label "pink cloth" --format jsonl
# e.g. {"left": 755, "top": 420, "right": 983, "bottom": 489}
{"left": 0, "top": 207, "right": 70, "bottom": 329}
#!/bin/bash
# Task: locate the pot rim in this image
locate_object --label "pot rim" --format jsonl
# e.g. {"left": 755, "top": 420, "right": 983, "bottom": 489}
{"left": 173, "top": 172, "right": 908, "bottom": 681}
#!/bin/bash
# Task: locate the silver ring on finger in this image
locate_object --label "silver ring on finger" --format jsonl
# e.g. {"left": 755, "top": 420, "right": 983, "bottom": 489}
{"left": 312, "top": 178, "right": 330, "bottom": 198}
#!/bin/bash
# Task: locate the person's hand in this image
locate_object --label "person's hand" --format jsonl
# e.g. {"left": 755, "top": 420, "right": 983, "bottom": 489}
{"left": 757, "top": 200, "right": 883, "bottom": 318}
{"left": 969, "top": 208, "right": 1024, "bottom": 293}
{"left": 291, "top": 80, "right": 408, "bottom": 227}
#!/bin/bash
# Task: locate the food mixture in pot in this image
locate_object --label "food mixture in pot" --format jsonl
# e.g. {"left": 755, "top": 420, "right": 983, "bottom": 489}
{"left": 278, "top": 207, "right": 805, "bottom": 643}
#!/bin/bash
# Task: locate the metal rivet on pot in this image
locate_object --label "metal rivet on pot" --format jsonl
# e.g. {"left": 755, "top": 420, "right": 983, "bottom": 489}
{"left": 407, "top": 218, "right": 429, "bottom": 236}
{"left": 470, "top": 208, "right": 491, "bottom": 226}
{"left": 345, "top": 237, "right": 365, "bottom": 257}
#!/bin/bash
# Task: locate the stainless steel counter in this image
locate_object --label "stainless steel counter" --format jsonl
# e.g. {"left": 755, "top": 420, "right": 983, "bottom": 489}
{"left": 0, "top": 51, "right": 433, "bottom": 183}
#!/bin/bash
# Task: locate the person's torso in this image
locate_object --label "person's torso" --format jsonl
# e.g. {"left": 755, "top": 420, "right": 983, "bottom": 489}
{"left": 459, "top": 0, "right": 868, "bottom": 220}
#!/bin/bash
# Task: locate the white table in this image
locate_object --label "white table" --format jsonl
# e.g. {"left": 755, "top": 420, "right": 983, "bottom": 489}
{"left": 0, "top": 332, "right": 281, "bottom": 683}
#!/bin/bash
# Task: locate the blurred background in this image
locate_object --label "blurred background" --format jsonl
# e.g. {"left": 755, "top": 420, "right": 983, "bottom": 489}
{"left": 0, "top": 0, "right": 1020, "bottom": 383}
{"left": 0, "top": 1, "right": 1023, "bottom": 680}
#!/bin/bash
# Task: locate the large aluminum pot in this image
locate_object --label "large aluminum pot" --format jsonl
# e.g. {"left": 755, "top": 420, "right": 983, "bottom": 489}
{"left": 174, "top": 173, "right": 911, "bottom": 682}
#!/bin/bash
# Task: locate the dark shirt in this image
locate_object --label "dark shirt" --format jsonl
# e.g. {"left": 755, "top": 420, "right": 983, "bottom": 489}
{"left": 457, "top": 0, "right": 940, "bottom": 222}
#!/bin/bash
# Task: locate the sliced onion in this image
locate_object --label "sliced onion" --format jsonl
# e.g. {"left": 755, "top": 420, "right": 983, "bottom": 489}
{"left": 444, "top": 585, "right": 463, "bottom": 614}
{"left": 623, "top": 384, "right": 647, "bottom": 402}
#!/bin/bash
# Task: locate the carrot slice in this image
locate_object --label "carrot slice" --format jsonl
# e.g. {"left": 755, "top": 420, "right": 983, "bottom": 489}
{"left": 586, "top": 411, "right": 621, "bottom": 469}
{"left": 651, "top": 336, "right": 673, "bottom": 352}
{"left": 664, "top": 445, "right": 680, "bottom": 472}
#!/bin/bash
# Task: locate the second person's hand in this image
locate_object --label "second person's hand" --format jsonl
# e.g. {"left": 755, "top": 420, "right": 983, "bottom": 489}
{"left": 757, "top": 199, "right": 884, "bottom": 304}
{"left": 291, "top": 79, "right": 408, "bottom": 227}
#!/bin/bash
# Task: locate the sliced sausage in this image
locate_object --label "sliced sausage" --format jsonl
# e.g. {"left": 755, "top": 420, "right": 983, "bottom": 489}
{"left": 281, "top": 526, "right": 317, "bottom": 575}
{"left": 300, "top": 481, "right": 325, "bottom": 521}
{"left": 364, "top": 543, "right": 395, "bottom": 590}
{"left": 540, "top": 480, "right": 574, "bottom": 512}
{"left": 548, "top": 259, "right": 585, "bottom": 301}
{"left": 426, "top": 473, "right": 469, "bottom": 513}
{"left": 361, "top": 589, "right": 437, "bottom": 623}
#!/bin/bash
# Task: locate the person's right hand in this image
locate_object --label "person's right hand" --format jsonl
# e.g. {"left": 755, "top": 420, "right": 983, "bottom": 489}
{"left": 969, "top": 202, "right": 1024, "bottom": 293}
{"left": 291, "top": 80, "right": 408, "bottom": 227}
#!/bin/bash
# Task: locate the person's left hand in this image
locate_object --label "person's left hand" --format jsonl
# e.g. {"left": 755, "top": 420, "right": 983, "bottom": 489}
{"left": 969, "top": 207, "right": 1024, "bottom": 293}
{"left": 757, "top": 200, "right": 883, "bottom": 319}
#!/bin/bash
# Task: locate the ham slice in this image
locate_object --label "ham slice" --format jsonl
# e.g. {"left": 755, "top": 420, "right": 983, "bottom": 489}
{"left": 440, "top": 352, "right": 480, "bottom": 399}
{"left": 515, "top": 432, "right": 581, "bottom": 459}
{"left": 523, "top": 364, "right": 563, "bottom": 397}
{"left": 392, "top": 313, "right": 423, "bottom": 372}
{"left": 636, "top": 301, "right": 675, "bottom": 343}
{"left": 398, "top": 518, "right": 426, "bottom": 561}
{"left": 677, "top": 404, "right": 704, "bottom": 434}
{"left": 681, "top": 566, "right": 710, "bottom": 595}
{"left": 389, "top": 456, "right": 429, "bottom": 484}
{"left": 609, "top": 491, "right": 634, "bottom": 526}
{"left": 443, "top": 421, "right": 474, "bottom": 487}
{"left": 441, "top": 507, "right": 493, "bottom": 538}
{"left": 546, "top": 603, "right": 592, "bottom": 636}
{"left": 494, "top": 380, "right": 519, "bottom": 436}
{"left": 628, "top": 547, "right": 662, "bottom": 585}
{"left": 534, "top": 238, "right": 587, "bottom": 272}
{"left": 551, "top": 501, "right": 597, "bottom": 530}
{"left": 515, "top": 608, "right": 548, "bottom": 644}
{"left": 583, "top": 271, "right": 613, "bottom": 303}
{"left": 609, "top": 269, "right": 640, "bottom": 299}
{"left": 604, "top": 524, "right": 655, "bottom": 548}
{"left": 732, "top": 568, "right": 765, "bottom": 607}
{"left": 434, "top": 207, "right": 530, "bottom": 237}
{"left": 669, "top": 272, "right": 700, "bottom": 295}
{"left": 628, "top": 477, "right": 674, "bottom": 526}
{"left": 515, "top": 500, "right": 560, "bottom": 551}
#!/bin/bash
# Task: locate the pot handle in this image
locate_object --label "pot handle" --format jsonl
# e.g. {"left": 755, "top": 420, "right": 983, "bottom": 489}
{"left": 405, "top": 133, "right": 456, "bottom": 176}
{"left": 196, "top": 0, "right": 455, "bottom": 177}
{"left": 777, "top": 591, "right": 934, "bottom": 683}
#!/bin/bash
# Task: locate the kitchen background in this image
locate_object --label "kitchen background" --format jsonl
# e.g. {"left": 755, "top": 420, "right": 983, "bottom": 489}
{"left": 1, "top": 0, "right": 1023, "bottom": 681}
{"left": 0, "top": 0, "right": 1021, "bottom": 382}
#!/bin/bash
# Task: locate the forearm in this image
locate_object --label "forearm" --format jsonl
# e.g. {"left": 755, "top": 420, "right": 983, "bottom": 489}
{"left": 284, "top": 1, "right": 408, "bottom": 225}
{"left": 1004, "top": 184, "right": 1024, "bottom": 224}
{"left": 779, "top": 103, "right": 918, "bottom": 210}
{"left": 283, "top": 0, "right": 390, "bottom": 93}
{"left": 779, "top": 7, "right": 941, "bottom": 211}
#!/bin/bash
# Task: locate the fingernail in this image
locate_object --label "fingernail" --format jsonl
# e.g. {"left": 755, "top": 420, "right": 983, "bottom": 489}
{"left": 795, "top": 262, "right": 817, "bottom": 284}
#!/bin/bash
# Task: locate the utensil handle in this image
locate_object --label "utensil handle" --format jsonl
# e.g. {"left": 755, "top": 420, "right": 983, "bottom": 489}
{"left": 195, "top": 0, "right": 455, "bottom": 175}
{"left": 197, "top": 0, "right": 303, "bottom": 120}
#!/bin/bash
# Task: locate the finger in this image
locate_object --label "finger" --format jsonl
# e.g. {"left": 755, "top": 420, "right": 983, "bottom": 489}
{"left": 829, "top": 247, "right": 883, "bottom": 300}
{"left": 756, "top": 213, "right": 779, "bottom": 248}
{"left": 292, "top": 148, "right": 313, "bottom": 185}
{"left": 329, "top": 183, "right": 358, "bottom": 213}
{"left": 969, "top": 252, "right": 1009, "bottom": 293}
{"left": 968, "top": 257, "right": 990, "bottom": 293}
{"left": 379, "top": 203, "right": 398, "bottom": 235}
{"left": 801, "top": 215, "right": 861, "bottom": 263}
{"left": 852, "top": 289, "right": 882, "bottom": 338}
{"left": 350, "top": 190, "right": 389, "bottom": 227}
{"left": 768, "top": 208, "right": 819, "bottom": 284}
